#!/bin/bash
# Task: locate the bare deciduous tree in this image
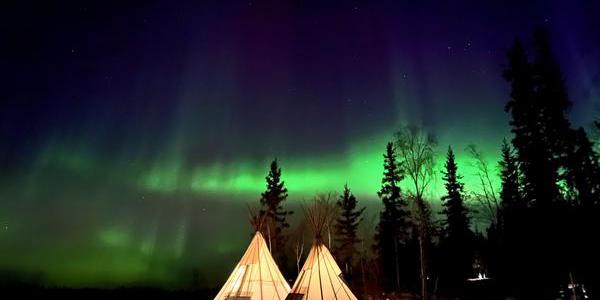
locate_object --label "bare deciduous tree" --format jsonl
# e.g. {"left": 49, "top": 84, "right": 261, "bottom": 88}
{"left": 394, "top": 125, "right": 437, "bottom": 300}
{"left": 466, "top": 144, "right": 500, "bottom": 227}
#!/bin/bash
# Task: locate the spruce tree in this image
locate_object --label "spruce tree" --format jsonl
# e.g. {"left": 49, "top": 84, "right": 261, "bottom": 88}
{"left": 439, "top": 146, "right": 472, "bottom": 297}
{"left": 503, "top": 37, "right": 561, "bottom": 207}
{"left": 565, "top": 128, "right": 600, "bottom": 206}
{"left": 334, "top": 184, "right": 365, "bottom": 281}
{"left": 531, "top": 28, "right": 574, "bottom": 164}
{"left": 498, "top": 139, "right": 521, "bottom": 211}
{"left": 488, "top": 139, "right": 524, "bottom": 290}
{"left": 502, "top": 28, "right": 582, "bottom": 297}
{"left": 259, "top": 159, "right": 292, "bottom": 263}
{"left": 374, "top": 142, "right": 410, "bottom": 292}
{"left": 441, "top": 147, "right": 470, "bottom": 237}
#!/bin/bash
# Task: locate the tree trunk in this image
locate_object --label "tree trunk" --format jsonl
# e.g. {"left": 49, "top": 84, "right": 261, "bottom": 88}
{"left": 419, "top": 234, "right": 427, "bottom": 300}
{"left": 395, "top": 237, "right": 400, "bottom": 291}
{"left": 361, "top": 241, "right": 367, "bottom": 299}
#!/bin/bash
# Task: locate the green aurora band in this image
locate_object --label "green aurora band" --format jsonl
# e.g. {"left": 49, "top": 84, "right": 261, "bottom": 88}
{"left": 140, "top": 132, "right": 503, "bottom": 199}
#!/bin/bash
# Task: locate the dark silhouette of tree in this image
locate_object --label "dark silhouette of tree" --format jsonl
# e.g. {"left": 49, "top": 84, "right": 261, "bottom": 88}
{"left": 374, "top": 142, "right": 411, "bottom": 292}
{"left": 563, "top": 127, "right": 600, "bottom": 296}
{"left": 394, "top": 125, "right": 437, "bottom": 299}
{"left": 531, "top": 29, "right": 574, "bottom": 168}
{"left": 498, "top": 139, "right": 522, "bottom": 211}
{"left": 441, "top": 147, "right": 471, "bottom": 237}
{"left": 259, "top": 159, "right": 292, "bottom": 264}
{"left": 483, "top": 139, "right": 524, "bottom": 296}
{"left": 334, "top": 184, "right": 365, "bottom": 282}
{"left": 530, "top": 30, "right": 600, "bottom": 296}
{"left": 503, "top": 37, "right": 562, "bottom": 207}
{"left": 564, "top": 128, "right": 600, "bottom": 207}
{"left": 500, "top": 28, "right": 598, "bottom": 298}
{"left": 439, "top": 146, "right": 473, "bottom": 297}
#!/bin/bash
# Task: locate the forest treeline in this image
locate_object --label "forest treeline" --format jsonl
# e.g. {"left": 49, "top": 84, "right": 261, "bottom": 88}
{"left": 254, "top": 28, "right": 600, "bottom": 299}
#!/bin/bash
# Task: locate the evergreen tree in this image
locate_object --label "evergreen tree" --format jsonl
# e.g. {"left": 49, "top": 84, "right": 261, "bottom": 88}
{"left": 565, "top": 128, "right": 600, "bottom": 206}
{"left": 374, "top": 142, "right": 411, "bottom": 292}
{"left": 259, "top": 159, "right": 292, "bottom": 263}
{"left": 498, "top": 139, "right": 521, "bottom": 211}
{"left": 439, "top": 146, "right": 473, "bottom": 296}
{"left": 334, "top": 184, "right": 365, "bottom": 281}
{"left": 502, "top": 28, "right": 582, "bottom": 298}
{"left": 488, "top": 139, "right": 525, "bottom": 293}
{"left": 441, "top": 147, "right": 470, "bottom": 237}
{"left": 531, "top": 28, "right": 574, "bottom": 166}
{"left": 503, "top": 37, "right": 562, "bottom": 207}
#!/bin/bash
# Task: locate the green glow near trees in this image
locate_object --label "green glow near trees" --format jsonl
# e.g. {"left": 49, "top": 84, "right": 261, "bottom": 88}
{"left": 138, "top": 133, "right": 501, "bottom": 201}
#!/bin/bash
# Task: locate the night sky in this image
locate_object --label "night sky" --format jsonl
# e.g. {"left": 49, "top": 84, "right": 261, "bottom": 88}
{"left": 1, "top": 0, "right": 600, "bottom": 288}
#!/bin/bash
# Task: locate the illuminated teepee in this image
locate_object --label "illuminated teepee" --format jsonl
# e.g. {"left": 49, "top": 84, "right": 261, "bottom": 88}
{"left": 286, "top": 197, "right": 358, "bottom": 300}
{"left": 214, "top": 215, "right": 291, "bottom": 300}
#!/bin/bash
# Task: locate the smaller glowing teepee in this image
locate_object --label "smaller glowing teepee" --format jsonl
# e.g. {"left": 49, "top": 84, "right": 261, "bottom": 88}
{"left": 214, "top": 214, "right": 291, "bottom": 300}
{"left": 286, "top": 197, "right": 358, "bottom": 300}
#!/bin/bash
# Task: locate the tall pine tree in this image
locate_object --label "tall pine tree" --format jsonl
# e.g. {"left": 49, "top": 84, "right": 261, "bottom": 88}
{"left": 503, "top": 37, "right": 562, "bottom": 207}
{"left": 441, "top": 147, "right": 470, "bottom": 237}
{"left": 334, "top": 184, "right": 365, "bottom": 281}
{"left": 499, "top": 139, "right": 521, "bottom": 211}
{"left": 487, "top": 139, "right": 523, "bottom": 288}
{"left": 374, "top": 142, "right": 411, "bottom": 292}
{"left": 502, "top": 28, "right": 585, "bottom": 297}
{"left": 259, "top": 159, "right": 292, "bottom": 264}
{"left": 531, "top": 28, "right": 574, "bottom": 166}
{"left": 439, "top": 146, "right": 473, "bottom": 297}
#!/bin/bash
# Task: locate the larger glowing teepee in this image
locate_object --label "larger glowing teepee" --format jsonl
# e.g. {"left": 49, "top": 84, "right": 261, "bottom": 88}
{"left": 214, "top": 218, "right": 291, "bottom": 300}
{"left": 286, "top": 198, "right": 358, "bottom": 300}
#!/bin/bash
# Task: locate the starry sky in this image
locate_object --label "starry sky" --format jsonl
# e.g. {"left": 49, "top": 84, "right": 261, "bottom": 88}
{"left": 1, "top": 0, "right": 600, "bottom": 289}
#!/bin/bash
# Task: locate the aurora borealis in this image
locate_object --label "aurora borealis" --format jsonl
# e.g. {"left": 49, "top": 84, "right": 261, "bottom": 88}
{"left": 2, "top": 0, "right": 600, "bottom": 289}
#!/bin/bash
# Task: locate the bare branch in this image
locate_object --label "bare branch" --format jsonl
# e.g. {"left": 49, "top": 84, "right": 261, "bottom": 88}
{"left": 466, "top": 144, "right": 500, "bottom": 226}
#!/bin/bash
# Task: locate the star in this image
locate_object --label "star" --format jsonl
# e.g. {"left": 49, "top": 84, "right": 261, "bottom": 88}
{"left": 464, "top": 41, "right": 472, "bottom": 51}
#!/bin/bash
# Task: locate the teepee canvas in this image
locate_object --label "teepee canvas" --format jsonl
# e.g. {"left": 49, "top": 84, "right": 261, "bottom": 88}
{"left": 286, "top": 198, "right": 358, "bottom": 300}
{"left": 215, "top": 231, "right": 291, "bottom": 300}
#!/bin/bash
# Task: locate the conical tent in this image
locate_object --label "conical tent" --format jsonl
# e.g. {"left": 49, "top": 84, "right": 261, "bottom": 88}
{"left": 215, "top": 231, "right": 291, "bottom": 300}
{"left": 287, "top": 242, "right": 358, "bottom": 300}
{"left": 286, "top": 197, "right": 358, "bottom": 300}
